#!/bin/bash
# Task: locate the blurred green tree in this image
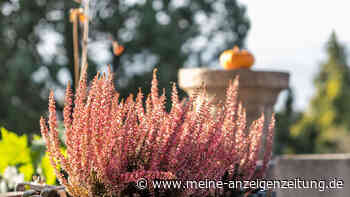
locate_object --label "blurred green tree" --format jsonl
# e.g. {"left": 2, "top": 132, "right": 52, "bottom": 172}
{"left": 96, "top": 0, "right": 251, "bottom": 99}
{"left": 274, "top": 88, "right": 302, "bottom": 155}
{"left": 290, "top": 32, "right": 350, "bottom": 153}
{"left": 0, "top": 0, "right": 250, "bottom": 134}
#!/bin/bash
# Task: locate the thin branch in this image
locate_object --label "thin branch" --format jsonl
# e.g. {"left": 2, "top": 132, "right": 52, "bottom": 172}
{"left": 72, "top": 13, "right": 80, "bottom": 90}
{"left": 80, "top": 0, "right": 89, "bottom": 79}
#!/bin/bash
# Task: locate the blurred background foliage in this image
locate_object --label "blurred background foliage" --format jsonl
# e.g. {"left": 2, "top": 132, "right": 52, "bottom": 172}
{"left": 0, "top": 127, "right": 56, "bottom": 191}
{"left": 275, "top": 32, "right": 350, "bottom": 154}
{"left": 0, "top": 0, "right": 250, "bottom": 135}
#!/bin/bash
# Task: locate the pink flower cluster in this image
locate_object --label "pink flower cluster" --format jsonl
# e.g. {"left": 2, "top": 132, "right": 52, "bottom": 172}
{"left": 40, "top": 69, "right": 274, "bottom": 197}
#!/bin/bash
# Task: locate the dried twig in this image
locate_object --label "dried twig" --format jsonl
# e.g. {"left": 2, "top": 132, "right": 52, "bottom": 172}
{"left": 69, "top": 9, "right": 81, "bottom": 90}
{"left": 79, "top": 0, "right": 89, "bottom": 81}
{"left": 69, "top": 0, "right": 89, "bottom": 89}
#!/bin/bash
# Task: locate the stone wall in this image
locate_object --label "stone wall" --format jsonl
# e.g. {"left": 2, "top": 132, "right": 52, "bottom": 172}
{"left": 273, "top": 154, "right": 350, "bottom": 197}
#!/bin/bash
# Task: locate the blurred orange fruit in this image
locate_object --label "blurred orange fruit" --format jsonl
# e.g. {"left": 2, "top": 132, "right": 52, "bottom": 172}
{"left": 219, "top": 46, "right": 254, "bottom": 70}
{"left": 113, "top": 41, "right": 124, "bottom": 56}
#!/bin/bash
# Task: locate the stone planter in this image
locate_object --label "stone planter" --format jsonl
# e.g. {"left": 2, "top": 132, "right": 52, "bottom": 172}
{"left": 178, "top": 68, "right": 289, "bottom": 155}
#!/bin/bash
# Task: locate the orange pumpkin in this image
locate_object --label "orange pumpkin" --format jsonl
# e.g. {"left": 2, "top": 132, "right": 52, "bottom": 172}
{"left": 219, "top": 46, "right": 255, "bottom": 70}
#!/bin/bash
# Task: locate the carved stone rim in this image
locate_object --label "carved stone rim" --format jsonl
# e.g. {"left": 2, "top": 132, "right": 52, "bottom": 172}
{"left": 278, "top": 153, "right": 350, "bottom": 160}
{"left": 178, "top": 68, "right": 290, "bottom": 89}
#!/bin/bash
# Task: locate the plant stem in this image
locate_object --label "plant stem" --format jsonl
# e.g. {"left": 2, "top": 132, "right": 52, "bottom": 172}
{"left": 72, "top": 17, "right": 80, "bottom": 90}
{"left": 80, "top": 0, "right": 89, "bottom": 80}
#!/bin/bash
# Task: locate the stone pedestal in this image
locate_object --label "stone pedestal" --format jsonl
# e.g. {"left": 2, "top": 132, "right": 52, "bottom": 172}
{"left": 178, "top": 68, "right": 289, "bottom": 130}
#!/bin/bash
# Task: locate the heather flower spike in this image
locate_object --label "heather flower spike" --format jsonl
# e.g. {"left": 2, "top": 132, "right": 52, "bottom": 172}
{"left": 40, "top": 68, "right": 275, "bottom": 197}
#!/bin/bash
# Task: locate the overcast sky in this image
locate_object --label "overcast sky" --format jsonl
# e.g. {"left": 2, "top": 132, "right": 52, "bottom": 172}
{"left": 239, "top": 0, "right": 350, "bottom": 111}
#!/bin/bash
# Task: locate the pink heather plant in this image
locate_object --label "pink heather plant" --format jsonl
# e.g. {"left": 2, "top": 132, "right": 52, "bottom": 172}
{"left": 40, "top": 68, "right": 275, "bottom": 197}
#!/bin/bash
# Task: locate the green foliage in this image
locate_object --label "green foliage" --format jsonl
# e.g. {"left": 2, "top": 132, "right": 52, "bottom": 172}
{"left": 31, "top": 135, "right": 57, "bottom": 185}
{"left": 108, "top": 0, "right": 250, "bottom": 101}
{"left": 0, "top": 127, "right": 32, "bottom": 178}
{"left": 290, "top": 32, "right": 350, "bottom": 153}
{"left": 274, "top": 88, "right": 301, "bottom": 155}
{"left": 0, "top": 0, "right": 250, "bottom": 134}
{"left": 41, "top": 152, "right": 56, "bottom": 185}
{"left": 0, "top": 127, "right": 56, "bottom": 184}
